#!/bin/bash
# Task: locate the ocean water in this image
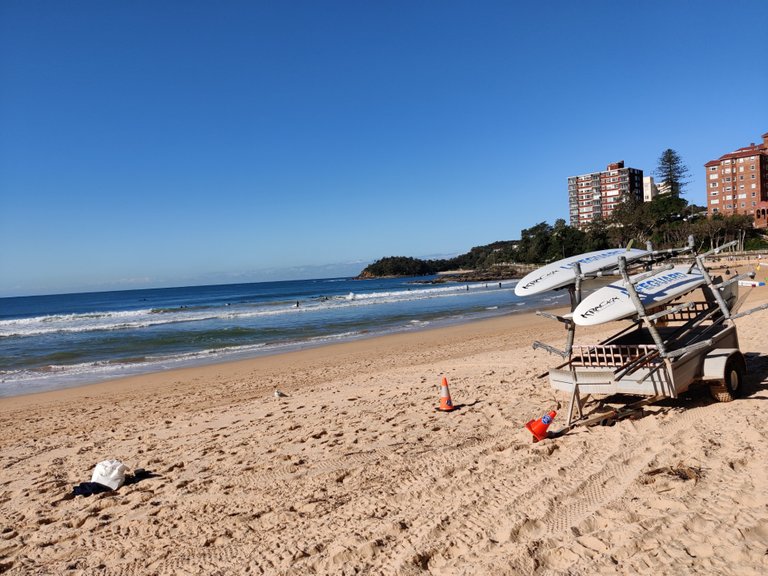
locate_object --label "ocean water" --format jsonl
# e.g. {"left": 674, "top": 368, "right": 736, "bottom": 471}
{"left": 0, "top": 276, "right": 567, "bottom": 397}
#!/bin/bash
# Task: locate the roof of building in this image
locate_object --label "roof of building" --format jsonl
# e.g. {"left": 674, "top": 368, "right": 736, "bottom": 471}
{"left": 704, "top": 130, "right": 768, "bottom": 166}
{"left": 705, "top": 145, "right": 767, "bottom": 165}
{"left": 568, "top": 162, "right": 643, "bottom": 179}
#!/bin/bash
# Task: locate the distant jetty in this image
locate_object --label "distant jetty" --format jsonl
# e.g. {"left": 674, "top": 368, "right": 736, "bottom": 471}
{"left": 357, "top": 264, "right": 540, "bottom": 282}
{"left": 416, "top": 265, "right": 538, "bottom": 284}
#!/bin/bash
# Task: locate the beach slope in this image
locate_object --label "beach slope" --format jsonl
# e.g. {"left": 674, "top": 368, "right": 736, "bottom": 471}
{"left": 1, "top": 290, "right": 767, "bottom": 575}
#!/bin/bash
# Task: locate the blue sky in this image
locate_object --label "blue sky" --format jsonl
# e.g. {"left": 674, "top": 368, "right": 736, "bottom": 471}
{"left": 1, "top": 0, "right": 767, "bottom": 297}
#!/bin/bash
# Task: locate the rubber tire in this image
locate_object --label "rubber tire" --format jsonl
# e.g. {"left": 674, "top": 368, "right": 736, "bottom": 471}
{"left": 709, "top": 357, "right": 744, "bottom": 402}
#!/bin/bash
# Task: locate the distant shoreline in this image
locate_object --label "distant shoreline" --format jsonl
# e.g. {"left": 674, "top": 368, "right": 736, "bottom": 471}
{"left": 0, "top": 305, "right": 557, "bottom": 404}
{"left": 0, "top": 280, "right": 580, "bottom": 402}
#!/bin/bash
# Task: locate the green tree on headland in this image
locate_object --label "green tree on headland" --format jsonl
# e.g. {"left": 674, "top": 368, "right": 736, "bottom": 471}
{"left": 655, "top": 148, "right": 690, "bottom": 196}
{"left": 359, "top": 256, "right": 438, "bottom": 277}
{"left": 359, "top": 241, "right": 522, "bottom": 278}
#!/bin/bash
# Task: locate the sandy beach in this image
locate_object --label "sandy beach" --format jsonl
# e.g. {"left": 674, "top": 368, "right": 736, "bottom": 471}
{"left": 1, "top": 288, "right": 767, "bottom": 575}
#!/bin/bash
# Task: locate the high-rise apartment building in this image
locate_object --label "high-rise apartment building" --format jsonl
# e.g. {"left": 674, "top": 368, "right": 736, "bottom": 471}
{"left": 568, "top": 161, "right": 644, "bottom": 228}
{"left": 704, "top": 131, "right": 768, "bottom": 228}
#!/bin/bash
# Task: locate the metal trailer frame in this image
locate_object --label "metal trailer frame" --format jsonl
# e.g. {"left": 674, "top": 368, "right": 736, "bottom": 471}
{"left": 531, "top": 240, "right": 768, "bottom": 436}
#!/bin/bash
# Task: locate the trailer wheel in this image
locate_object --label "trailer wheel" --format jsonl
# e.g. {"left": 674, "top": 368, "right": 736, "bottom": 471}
{"left": 709, "top": 357, "right": 744, "bottom": 402}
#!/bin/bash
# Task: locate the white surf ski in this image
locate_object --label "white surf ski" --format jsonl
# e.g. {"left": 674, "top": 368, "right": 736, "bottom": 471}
{"left": 514, "top": 248, "right": 648, "bottom": 297}
{"left": 572, "top": 265, "right": 705, "bottom": 326}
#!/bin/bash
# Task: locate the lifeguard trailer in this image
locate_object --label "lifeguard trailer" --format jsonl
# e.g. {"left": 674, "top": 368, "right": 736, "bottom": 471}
{"left": 520, "top": 240, "right": 768, "bottom": 434}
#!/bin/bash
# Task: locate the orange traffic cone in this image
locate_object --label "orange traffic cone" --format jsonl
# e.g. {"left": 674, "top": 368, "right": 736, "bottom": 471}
{"left": 525, "top": 410, "right": 556, "bottom": 442}
{"left": 436, "top": 377, "right": 455, "bottom": 412}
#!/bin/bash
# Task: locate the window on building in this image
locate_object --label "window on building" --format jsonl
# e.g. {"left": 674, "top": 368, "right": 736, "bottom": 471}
{"left": 710, "top": 182, "right": 718, "bottom": 188}
{"left": 751, "top": 174, "right": 756, "bottom": 179}
{"left": 709, "top": 166, "right": 717, "bottom": 171}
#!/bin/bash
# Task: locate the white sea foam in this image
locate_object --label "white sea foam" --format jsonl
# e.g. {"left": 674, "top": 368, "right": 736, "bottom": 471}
{"left": 0, "top": 330, "right": 369, "bottom": 397}
{"left": 1, "top": 284, "right": 519, "bottom": 338}
{"left": 0, "top": 280, "right": 570, "bottom": 398}
{"left": 0, "top": 309, "right": 220, "bottom": 337}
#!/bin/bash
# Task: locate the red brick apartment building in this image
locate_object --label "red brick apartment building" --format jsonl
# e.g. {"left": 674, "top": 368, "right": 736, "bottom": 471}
{"left": 705, "top": 131, "right": 768, "bottom": 228}
{"left": 568, "top": 161, "right": 644, "bottom": 228}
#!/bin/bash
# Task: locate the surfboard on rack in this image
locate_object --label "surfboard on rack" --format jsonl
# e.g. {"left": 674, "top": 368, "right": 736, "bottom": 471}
{"left": 572, "top": 265, "right": 706, "bottom": 326}
{"left": 514, "top": 248, "right": 649, "bottom": 297}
